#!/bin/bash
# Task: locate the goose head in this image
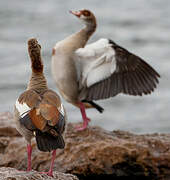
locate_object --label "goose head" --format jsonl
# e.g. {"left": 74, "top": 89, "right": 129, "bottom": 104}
{"left": 28, "top": 38, "right": 41, "bottom": 53}
{"left": 28, "top": 38, "right": 43, "bottom": 73}
{"left": 70, "top": 9, "right": 96, "bottom": 27}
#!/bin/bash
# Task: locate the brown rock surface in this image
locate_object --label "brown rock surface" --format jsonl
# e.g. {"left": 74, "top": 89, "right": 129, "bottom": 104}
{"left": 0, "top": 167, "right": 78, "bottom": 180}
{"left": 1, "top": 112, "right": 170, "bottom": 179}
{"left": 0, "top": 112, "right": 20, "bottom": 137}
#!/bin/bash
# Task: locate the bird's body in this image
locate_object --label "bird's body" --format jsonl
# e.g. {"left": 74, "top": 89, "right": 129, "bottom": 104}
{"left": 52, "top": 26, "right": 91, "bottom": 104}
{"left": 14, "top": 38, "right": 66, "bottom": 177}
{"left": 52, "top": 9, "right": 160, "bottom": 130}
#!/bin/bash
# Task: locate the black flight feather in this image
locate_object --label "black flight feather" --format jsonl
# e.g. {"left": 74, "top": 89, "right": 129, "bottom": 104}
{"left": 82, "top": 100, "right": 104, "bottom": 113}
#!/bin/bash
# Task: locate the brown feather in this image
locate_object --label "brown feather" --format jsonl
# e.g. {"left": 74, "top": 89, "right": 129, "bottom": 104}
{"left": 29, "top": 109, "right": 47, "bottom": 131}
{"left": 18, "top": 90, "right": 41, "bottom": 108}
{"left": 41, "top": 90, "right": 61, "bottom": 108}
{"left": 39, "top": 103, "right": 60, "bottom": 126}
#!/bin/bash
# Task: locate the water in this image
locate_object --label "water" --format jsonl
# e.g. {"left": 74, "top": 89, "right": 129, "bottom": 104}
{"left": 0, "top": 0, "right": 169, "bottom": 134}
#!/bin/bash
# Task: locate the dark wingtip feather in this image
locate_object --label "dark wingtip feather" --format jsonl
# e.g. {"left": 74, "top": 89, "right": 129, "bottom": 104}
{"left": 35, "top": 130, "right": 65, "bottom": 152}
{"left": 82, "top": 100, "right": 104, "bottom": 113}
{"left": 19, "top": 114, "right": 36, "bottom": 131}
{"left": 137, "top": 59, "right": 160, "bottom": 95}
{"left": 54, "top": 113, "right": 66, "bottom": 134}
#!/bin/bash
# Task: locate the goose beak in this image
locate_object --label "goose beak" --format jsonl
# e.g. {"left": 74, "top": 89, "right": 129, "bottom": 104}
{"left": 69, "top": 10, "right": 81, "bottom": 17}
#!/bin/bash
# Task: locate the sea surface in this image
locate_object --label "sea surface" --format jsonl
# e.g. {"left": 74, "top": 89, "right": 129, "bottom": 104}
{"left": 0, "top": 0, "right": 169, "bottom": 134}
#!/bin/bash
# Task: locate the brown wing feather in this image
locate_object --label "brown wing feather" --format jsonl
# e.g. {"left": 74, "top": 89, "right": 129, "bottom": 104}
{"left": 39, "top": 90, "right": 64, "bottom": 128}
{"left": 29, "top": 109, "right": 47, "bottom": 131}
{"left": 18, "top": 89, "right": 41, "bottom": 107}
{"left": 18, "top": 89, "right": 64, "bottom": 132}
{"left": 84, "top": 41, "right": 160, "bottom": 101}
{"left": 39, "top": 103, "right": 60, "bottom": 126}
{"left": 17, "top": 90, "right": 47, "bottom": 131}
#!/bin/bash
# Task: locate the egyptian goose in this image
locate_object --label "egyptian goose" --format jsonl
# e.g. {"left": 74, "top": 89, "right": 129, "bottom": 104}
{"left": 51, "top": 9, "right": 160, "bottom": 131}
{"left": 14, "top": 38, "right": 66, "bottom": 177}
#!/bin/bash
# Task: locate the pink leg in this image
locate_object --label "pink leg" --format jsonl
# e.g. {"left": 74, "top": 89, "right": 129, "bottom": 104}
{"left": 76, "top": 102, "right": 91, "bottom": 131}
{"left": 27, "top": 144, "right": 32, "bottom": 172}
{"left": 40, "top": 150, "right": 56, "bottom": 177}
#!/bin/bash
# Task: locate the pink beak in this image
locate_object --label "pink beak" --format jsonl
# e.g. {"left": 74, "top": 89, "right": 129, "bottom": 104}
{"left": 69, "top": 10, "right": 81, "bottom": 17}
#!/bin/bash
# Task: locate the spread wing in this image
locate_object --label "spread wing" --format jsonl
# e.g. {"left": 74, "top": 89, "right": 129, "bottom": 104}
{"left": 74, "top": 38, "right": 160, "bottom": 100}
{"left": 15, "top": 89, "right": 66, "bottom": 134}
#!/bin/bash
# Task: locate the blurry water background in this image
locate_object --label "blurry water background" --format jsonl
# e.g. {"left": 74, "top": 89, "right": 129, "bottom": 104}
{"left": 0, "top": 0, "right": 169, "bottom": 133}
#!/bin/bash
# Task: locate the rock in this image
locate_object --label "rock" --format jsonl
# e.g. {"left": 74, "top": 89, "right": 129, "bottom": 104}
{"left": 1, "top": 112, "right": 170, "bottom": 179}
{"left": 0, "top": 167, "right": 78, "bottom": 180}
{"left": 0, "top": 112, "right": 20, "bottom": 137}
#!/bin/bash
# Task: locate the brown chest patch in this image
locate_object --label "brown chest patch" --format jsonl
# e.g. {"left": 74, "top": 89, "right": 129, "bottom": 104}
{"left": 52, "top": 48, "right": 56, "bottom": 56}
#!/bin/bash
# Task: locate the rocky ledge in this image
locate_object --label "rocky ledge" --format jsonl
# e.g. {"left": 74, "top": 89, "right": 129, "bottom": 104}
{"left": 0, "top": 167, "right": 78, "bottom": 180}
{"left": 0, "top": 112, "right": 170, "bottom": 180}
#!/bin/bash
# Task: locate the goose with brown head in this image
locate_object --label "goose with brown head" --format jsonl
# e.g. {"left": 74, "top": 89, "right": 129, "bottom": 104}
{"left": 52, "top": 9, "right": 160, "bottom": 131}
{"left": 14, "top": 38, "right": 66, "bottom": 177}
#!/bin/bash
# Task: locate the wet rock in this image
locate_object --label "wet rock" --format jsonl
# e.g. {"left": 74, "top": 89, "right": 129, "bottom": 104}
{"left": 1, "top": 112, "right": 170, "bottom": 179}
{"left": 0, "top": 167, "right": 78, "bottom": 180}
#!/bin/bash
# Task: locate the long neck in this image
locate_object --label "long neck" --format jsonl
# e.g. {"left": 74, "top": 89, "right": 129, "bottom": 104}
{"left": 27, "top": 43, "right": 48, "bottom": 93}
{"left": 75, "top": 21, "right": 97, "bottom": 48}
{"left": 83, "top": 22, "right": 96, "bottom": 43}
{"left": 62, "top": 20, "right": 96, "bottom": 51}
{"left": 27, "top": 72, "right": 48, "bottom": 93}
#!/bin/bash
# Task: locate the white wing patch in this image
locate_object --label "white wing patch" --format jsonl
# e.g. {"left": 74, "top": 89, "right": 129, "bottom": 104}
{"left": 15, "top": 100, "right": 31, "bottom": 118}
{"left": 86, "top": 62, "right": 113, "bottom": 87}
{"left": 75, "top": 38, "right": 116, "bottom": 88}
{"left": 59, "top": 103, "right": 65, "bottom": 116}
{"left": 76, "top": 38, "right": 110, "bottom": 58}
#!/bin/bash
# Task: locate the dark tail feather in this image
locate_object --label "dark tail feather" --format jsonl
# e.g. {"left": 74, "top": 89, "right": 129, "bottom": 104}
{"left": 82, "top": 100, "right": 104, "bottom": 113}
{"left": 35, "top": 130, "right": 65, "bottom": 152}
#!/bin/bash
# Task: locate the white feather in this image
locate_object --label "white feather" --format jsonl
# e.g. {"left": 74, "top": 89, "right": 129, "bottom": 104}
{"left": 76, "top": 38, "right": 110, "bottom": 58}
{"left": 87, "top": 63, "right": 111, "bottom": 86}
{"left": 59, "top": 103, "right": 65, "bottom": 116}
{"left": 15, "top": 100, "right": 31, "bottom": 118}
{"left": 75, "top": 38, "right": 116, "bottom": 88}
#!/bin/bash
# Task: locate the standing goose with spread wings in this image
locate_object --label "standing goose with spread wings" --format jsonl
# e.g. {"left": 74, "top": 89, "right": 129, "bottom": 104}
{"left": 51, "top": 9, "right": 160, "bottom": 131}
{"left": 14, "top": 38, "right": 66, "bottom": 177}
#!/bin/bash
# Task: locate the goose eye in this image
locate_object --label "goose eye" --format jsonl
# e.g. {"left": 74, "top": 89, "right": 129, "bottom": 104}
{"left": 82, "top": 10, "right": 90, "bottom": 17}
